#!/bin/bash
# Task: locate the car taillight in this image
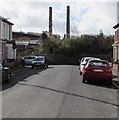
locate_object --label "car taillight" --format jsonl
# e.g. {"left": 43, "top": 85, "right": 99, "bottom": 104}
{"left": 82, "top": 66, "right": 85, "bottom": 73}
{"left": 83, "top": 67, "right": 91, "bottom": 73}
{"left": 86, "top": 67, "right": 92, "bottom": 71}
{"left": 106, "top": 69, "right": 112, "bottom": 73}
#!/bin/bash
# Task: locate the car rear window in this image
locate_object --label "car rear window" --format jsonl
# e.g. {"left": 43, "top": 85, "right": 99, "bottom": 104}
{"left": 89, "top": 61, "right": 110, "bottom": 67}
{"left": 31, "top": 57, "right": 35, "bottom": 59}
{"left": 24, "top": 57, "right": 29, "bottom": 59}
{"left": 34, "top": 58, "right": 44, "bottom": 61}
{"left": 24, "top": 56, "right": 36, "bottom": 59}
{"left": 85, "top": 59, "right": 90, "bottom": 63}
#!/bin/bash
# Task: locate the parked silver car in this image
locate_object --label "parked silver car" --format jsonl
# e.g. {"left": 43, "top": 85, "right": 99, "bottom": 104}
{"left": 23, "top": 55, "right": 38, "bottom": 65}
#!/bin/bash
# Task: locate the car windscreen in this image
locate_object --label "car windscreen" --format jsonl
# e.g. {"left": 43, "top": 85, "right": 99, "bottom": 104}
{"left": 89, "top": 61, "right": 110, "bottom": 67}
{"left": 33, "top": 58, "right": 44, "bottom": 61}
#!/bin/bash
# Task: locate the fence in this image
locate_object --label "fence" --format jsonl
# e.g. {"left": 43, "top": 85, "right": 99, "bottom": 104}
{"left": 43, "top": 54, "right": 112, "bottom": 65}
{"left": 4, "top": 54, "right": 112, "bottom": 68}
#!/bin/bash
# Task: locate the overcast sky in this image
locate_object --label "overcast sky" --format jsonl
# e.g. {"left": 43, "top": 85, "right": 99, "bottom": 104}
{"left": 0, "top": 0, "right": 118, "bottom": 37}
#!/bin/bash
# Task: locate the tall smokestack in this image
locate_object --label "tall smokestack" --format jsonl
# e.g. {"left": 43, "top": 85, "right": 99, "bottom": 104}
{"left": 49, "top": 7, "right": 52, "bottom": 36}
{"left": 66, "top": 6, "right": 70, "bottom": 38}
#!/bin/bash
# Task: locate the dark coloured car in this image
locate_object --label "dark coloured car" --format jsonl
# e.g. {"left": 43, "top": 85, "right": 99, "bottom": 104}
{"left": 82, "top": 59, "right": 112, "bottom": 84}
{"left": 0, "top": 64, "right": 11, "bottom": 83}
{"left": 31, "top": 56, "right": 48, "bottom": 69}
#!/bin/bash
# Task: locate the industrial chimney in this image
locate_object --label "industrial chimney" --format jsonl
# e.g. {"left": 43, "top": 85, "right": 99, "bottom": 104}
{"left": 49, "top": 7, "right": 52, "bottom": 36}
{"left": 66, "top": 6, "right": 70, "bottom": 38}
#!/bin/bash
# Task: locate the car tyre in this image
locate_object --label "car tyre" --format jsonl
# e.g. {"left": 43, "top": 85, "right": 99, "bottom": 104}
{"left": 43, "top": 65, "right": 45, "bottom": 69}
{"left": 44, "top": 65, "right": 48, "bottom": 69}
{"left": 32, "top": 65, "right": 34, "bottom": 69}
{"left": 46, "top": 65, "right": 48, "bottom": 68}
{"left": 80, "top": 71, "right": 82, "bottom": 75}
{"left": 82, "top": 76, "right": 86, "bottom": 83}
{"left": 107, "top": 80, "right": 112, "bottom": 85}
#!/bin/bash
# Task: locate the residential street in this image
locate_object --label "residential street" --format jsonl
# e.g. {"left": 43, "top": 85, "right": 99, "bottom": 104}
{"left": 2, "top": 65, "right": 118, "bottom": 118}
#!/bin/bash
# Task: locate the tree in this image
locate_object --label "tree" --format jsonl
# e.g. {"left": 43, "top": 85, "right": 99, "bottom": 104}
{"left": 99, "top": 30, "right": 104, "bottom": 37}
{"left": 41, "top": 32, "right": 48, "bottom": 42}
{"left": 40, "top": 33, "right": 114, "bottom": 55}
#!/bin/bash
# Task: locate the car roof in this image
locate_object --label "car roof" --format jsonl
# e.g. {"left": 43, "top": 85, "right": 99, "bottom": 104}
{"left": 83, "top": 57, "right": 96, "bottom": 60}
{"left": 23, "top": 55, "right": 38, "bottom": 58}
{"left": 24, "top": 55, "right": 37, "bottom": 57}
{"left": 88, "top": 59, "right": 109, "bottom": 63}
{"left": 83, "top": 57, "right": 97, "bottom": 61}
{"left": 83, "top": 57, "right": 94, "bottom": 59}
{"left": 89, "top": 58, "right": 100, "bottom": 60}
{"left": 35, "top": 56, "right": 45, "bottom": 58}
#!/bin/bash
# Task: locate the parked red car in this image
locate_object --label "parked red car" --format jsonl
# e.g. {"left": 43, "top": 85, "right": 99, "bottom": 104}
{"left": 82, "top": 59, "right": 112, "bottom": 84}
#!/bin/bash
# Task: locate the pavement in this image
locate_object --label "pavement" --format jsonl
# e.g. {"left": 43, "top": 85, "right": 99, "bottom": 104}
{"left": 112, "top": 68, "right": 119, "bottom": 89}
{"left": 112, "top": 68, "right": 119, "bottom": 77}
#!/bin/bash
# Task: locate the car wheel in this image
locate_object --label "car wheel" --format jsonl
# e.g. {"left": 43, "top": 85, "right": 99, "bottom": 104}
{"left": 45, "top": 65, "right": 48, "bottom": 69}
{"left": 107, "top": 80, "right": 112, "bottom": 85}
{"left": 32, "top": 65, "right": 34, "bottom": 69}
{"left": 80, "top": 71, "right": 82, "bottom": 75}
{"left": 82, "top": 76, "right": 86, "bottom": 83}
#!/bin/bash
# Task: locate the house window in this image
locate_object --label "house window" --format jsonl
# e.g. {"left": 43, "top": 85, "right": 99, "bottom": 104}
{"left": 9, "top": 25, "right": 12, "bottom": 40}
{"left": 113, "top": 47, "right": 118, "bottom": 62}
{"left": 113, "top": 47, "right": 116, "bottom": 60}
{"left": 116, "top": 47, "right": 118, "bottom": 62}
{"left": 6, "top": 24, "right": 9, "bottom": 40}
{"left": 3, "top": 23, "right": 5, "bottom": 39}
{"left": 117, "top": 29, "right": 119, "bottom": 41}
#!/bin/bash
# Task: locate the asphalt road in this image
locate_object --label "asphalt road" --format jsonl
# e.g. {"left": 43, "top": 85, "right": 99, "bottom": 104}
{"left": 2, "top": 65, "right": 118, "bottom": 118}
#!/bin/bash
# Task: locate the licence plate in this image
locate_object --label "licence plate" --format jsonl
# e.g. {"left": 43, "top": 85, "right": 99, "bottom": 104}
{"left": 36, "top": 63, "right": 41, "bottom": 65}
{"left": 94, "top": 69, "right": 103, "bottom": 72}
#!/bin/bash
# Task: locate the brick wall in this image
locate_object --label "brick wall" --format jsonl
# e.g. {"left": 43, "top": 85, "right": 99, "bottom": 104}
{"left": 114, "top": 29, "right": 119, "bottom": 41}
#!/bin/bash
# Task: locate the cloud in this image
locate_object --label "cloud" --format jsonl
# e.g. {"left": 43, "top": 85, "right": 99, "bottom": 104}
{"left": 0, "top": 0, "right": 118, "bottom": 2}
{"left": 0, "top": 1, "right": 117, "bottom": 37}
{"left": 70, "top": 2, "right": 117, "bottom": 35}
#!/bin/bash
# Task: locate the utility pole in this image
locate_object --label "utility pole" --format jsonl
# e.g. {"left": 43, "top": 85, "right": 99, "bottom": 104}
{"left": 66, "top": 6, "right": 70, "bottom": 38}
{"left": 49, "top": 7, "right": 52, "bottom": 37}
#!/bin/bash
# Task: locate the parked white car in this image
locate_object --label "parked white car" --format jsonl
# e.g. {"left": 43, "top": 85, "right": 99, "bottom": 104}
{"left": 79, "top": 57, "right": 100, "bottom": 75}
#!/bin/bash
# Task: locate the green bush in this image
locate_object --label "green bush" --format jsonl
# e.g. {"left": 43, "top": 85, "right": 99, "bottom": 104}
{"left": 40, "top": 34, "right": 114, "bottom": 56}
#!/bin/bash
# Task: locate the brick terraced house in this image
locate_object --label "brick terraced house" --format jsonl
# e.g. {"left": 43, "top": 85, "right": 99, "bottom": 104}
{"left": 112, "top": 23, "right": 119, "bottom": 70}
{"left": 0, "top": 16, "right": 16, "bottom": 63}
